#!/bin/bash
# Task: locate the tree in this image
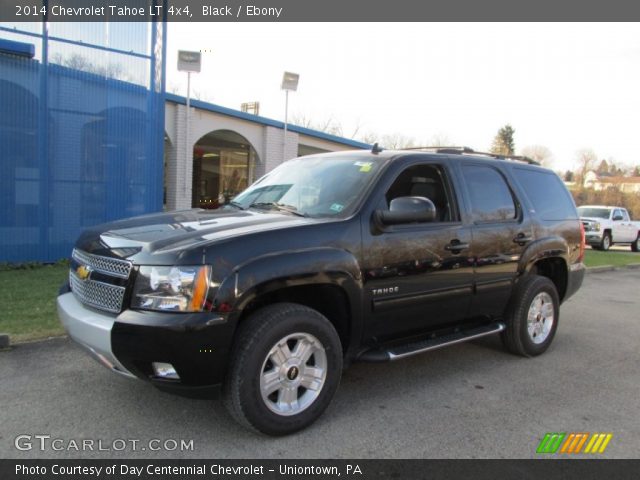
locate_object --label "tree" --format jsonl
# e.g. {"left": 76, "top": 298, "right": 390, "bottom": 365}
{"left": 291, "top": 114, "right": 363, "bottom": 139}
{"left": 379, "top": 133, "right": 417, "bottom": 149}
{"left": 575, "top": 148, "right": 598, "bottom": 187}
{"left": 596, "top": 159, "right": 609, "bottom": 175}
{"left": 428, "top": 133, "right": 453, "bottom": 147}
{"left": 358, "top": 131, "right": 417, "bottom": 149}
{"left": 520, "top": 145, "right": 552, "bottom": 166}
{"left": 564, "top": 170, "right": 574, "bottom": 182}
{"left": 49, "top": 52, "right": 130, "bottom": 82}
{"left": 490, "top": 124, "right": 515, "bottom": 155}
{"left": 633, "top": 166, "right": 640, "bottom": 177}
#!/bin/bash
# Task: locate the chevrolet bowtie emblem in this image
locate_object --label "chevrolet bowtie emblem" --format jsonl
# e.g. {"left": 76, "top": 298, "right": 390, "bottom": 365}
{"left": 76, "top": 265, "right": 92, "bottom": 281}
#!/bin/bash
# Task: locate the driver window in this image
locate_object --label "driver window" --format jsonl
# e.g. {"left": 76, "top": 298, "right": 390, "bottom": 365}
{"left": 385, "top": 164, "right": 455, "bottom": 222}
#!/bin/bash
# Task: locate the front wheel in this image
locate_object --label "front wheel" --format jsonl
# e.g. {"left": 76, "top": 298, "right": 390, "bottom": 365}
{"left": 501, "top": 275, "right": 560, "bottom": 357}
{"left": 631, "top": 235, "right": 639, "bottom": 252}
{"left": 223, "top": 303, "right": 342, "bottom": 436}
{"left": 600, "top": 232, "right": 611, "bottom": 251}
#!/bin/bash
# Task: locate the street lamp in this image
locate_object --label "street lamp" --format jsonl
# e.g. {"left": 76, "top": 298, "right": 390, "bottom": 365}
{"left": 281, "top": 71, "right": 299, "bottom": 160}
{"left": 178, "top": 50, "right": 201, "bottom": 199}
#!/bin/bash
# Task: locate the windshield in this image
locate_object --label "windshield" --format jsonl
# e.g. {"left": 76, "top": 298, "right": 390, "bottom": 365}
{"left": 230, "top": 155, "right": 383, "bottom": 217}
{"left": 577, "top": 207, "right": 611, "bottom": 219}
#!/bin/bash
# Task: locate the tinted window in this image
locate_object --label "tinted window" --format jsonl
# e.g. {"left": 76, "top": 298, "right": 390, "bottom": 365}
{"left": 385, "top": 164, "right": 456, "bottom": 222}
{"left": 462, "top": 165, "right": 516, "bottom": 222}
{"left": 514, "top": 168, "right": 577, "bottom": 220}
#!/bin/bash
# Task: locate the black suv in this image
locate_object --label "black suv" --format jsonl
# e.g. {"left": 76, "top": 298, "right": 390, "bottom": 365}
{"left": 58, "top": 147, "right": 585, "bottom": 435}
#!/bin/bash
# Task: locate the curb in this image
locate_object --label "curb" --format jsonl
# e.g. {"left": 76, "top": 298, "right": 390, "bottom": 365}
{"left": 586, "top": 263, "right": 640, "bottom": 274}
{"left": 0, "top": 334, "right": 67, "bottom": 349}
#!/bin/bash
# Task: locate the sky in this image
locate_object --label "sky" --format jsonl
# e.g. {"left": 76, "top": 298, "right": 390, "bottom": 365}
{"left": 167, "top": 23, "right": 640, "bottom": 172}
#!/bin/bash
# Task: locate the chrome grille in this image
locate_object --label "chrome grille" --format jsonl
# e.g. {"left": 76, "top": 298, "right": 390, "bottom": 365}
{"left": 70, "top": 249, "right": 133, "bottom": 313}
{"left": 72, "top": 248, "right": 133, "bottom": 278}
{"left": 69, "top": 271, "right": 126, "bottom": 314}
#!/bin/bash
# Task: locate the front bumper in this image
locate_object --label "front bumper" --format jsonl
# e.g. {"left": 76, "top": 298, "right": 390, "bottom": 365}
{"left": 584, "top": 232, "right": 603, "bottom": 245}
{"left": 57, "top": 293, "right": 135, "bottom": 378}
{"left": 57, "top": 292, "right": 235, "bottom": 397}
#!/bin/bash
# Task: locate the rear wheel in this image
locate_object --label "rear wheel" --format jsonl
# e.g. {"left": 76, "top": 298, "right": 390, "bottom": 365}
{"left": 223, "top": 303, "right": 342, "bottom": 436}
{"left": 502, "top": 275, "right": 560, "bottom": 357}
{"left": 631, "top": 234, "right": 639, "bottom": 252}
{"left": 600, "top": 232, "right": 611, "bottom": 251}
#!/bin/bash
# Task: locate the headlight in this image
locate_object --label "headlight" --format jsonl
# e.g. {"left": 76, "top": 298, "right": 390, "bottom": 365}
{"left": 132, "top": 266, "right": 211, "bottom": 312}
{"left": 594, "top": 222, "right": 601, "bottom": 231}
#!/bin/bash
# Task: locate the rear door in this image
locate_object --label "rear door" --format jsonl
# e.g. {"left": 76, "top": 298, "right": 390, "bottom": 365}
{"left": 619, "top": 209, "right": 636, "bottom": 242}
{"left": 457, "top": 163, "right": 532, "bottom": 317}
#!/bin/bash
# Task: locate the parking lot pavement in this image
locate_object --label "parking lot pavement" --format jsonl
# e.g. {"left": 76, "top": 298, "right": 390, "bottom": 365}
{"left": 1, "top": 269, "right": 639, "bottom": 459}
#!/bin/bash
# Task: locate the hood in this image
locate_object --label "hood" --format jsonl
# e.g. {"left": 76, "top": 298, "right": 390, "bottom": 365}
{"left": 580, "top": 217, "right": 604, "bottom": 223}
{"left": 76, "top": 208, "right": 317, "bottom": 261}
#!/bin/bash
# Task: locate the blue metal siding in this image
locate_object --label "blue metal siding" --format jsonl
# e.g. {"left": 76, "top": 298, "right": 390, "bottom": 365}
{"left": 0, "top": 22, "right": 165, "bottom": 263}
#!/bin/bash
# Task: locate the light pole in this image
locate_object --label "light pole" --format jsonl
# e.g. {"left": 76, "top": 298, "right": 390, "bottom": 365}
{"left": 281, "top": 71, "right": 299, "bottom": 161}
{"left": 177, "top": 50, "right": 201, "bottom": 202}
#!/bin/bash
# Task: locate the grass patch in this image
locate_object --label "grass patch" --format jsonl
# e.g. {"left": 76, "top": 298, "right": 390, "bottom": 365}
{"left": 0, "top": 264, "right": 68, "bottom": 343}
{"left": 0, "top": 250, "right": 636, "bottom": 343}
{"left": 584, "top": 249, "right": 640, "bottom": 268}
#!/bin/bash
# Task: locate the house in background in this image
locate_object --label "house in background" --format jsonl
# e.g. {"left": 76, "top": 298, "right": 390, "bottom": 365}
{"left": 583, "top": 171, "right": 640, "bottom": 193}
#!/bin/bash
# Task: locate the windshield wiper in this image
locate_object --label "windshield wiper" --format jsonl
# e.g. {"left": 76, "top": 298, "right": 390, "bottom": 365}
{"left": 228, "top": 200, "right": 246, "bottom": 210}
{"left": 248, "top": 202, "right": 307, "bottom": 217}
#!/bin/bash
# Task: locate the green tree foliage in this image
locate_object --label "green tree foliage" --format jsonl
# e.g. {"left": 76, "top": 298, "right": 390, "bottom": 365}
{"left": 596, "top": 159, "right": 609, "bottom": 175}
{"left": 490, "top": 124, "right": 515, "bottom": 155}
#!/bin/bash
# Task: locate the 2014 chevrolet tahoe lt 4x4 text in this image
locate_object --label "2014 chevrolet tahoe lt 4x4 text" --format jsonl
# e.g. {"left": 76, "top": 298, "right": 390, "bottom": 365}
{"left": 58, "top": 147, "right": 585, "bottom": 435}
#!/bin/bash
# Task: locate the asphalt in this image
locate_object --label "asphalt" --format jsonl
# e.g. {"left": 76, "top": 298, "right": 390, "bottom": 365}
{"left": 1, "top": 269, "right": 639, "bottom": 459}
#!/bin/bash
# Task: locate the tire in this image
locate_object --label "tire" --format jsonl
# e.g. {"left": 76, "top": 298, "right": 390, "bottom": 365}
{"left": 223, "top": 303, "right": 342, "bottom": 436}
{"left": 631, "top": 235, "right": 639, "bottom": 253}
{"left": 600, "top": 232, "right": 611, "bottom": 251}
{"left": 501, "top": 275, "right": 560, "bottom": 357}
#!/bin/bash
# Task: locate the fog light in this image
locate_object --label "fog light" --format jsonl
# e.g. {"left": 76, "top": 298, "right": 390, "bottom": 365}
{"left": 152, "top": 362, "right": 180, "bottom": 380}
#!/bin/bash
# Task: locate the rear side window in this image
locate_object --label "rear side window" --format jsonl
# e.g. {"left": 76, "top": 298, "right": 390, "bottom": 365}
{"left": 513, "top": 168, "right": 577, "bottom": 220}
{"left": 461, "top": 165, "right": 517, "bottom": 223}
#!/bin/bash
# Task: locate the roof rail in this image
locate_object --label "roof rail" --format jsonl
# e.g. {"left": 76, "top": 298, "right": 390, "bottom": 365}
{"left": 397, "top": 146, "right": 540, "bottom": 166}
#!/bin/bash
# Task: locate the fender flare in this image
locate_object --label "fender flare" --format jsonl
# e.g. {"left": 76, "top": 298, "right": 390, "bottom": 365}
{"left": 214, "top": 247, "right": 364, "bottom": 354}
{"left": 518, "top": 235, "right": 570, "bottom": 277}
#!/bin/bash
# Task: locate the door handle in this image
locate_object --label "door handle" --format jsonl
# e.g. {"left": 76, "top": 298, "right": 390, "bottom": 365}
{"left": 513, "top": 233, "right": 533, "bottom": 245}
{"left": 445, "top": 241, "right": 469, "bottom": 252}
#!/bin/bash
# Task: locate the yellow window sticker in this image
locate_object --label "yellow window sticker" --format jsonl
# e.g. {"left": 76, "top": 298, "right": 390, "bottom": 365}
{"left": 354, "top": 161, "right": 373, "bottom": 172}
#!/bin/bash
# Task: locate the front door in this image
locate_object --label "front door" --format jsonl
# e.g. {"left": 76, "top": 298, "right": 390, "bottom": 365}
{"left": 361, "top": 161, "right": 474, "bottom": 343}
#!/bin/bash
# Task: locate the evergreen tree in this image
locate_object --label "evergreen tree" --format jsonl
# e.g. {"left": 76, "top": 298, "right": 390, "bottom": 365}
{"left": 490, "top": 124, "right": 515, "bottom": 155}
{"left": 596, "top": 159, "right": 609, "bottom": 175}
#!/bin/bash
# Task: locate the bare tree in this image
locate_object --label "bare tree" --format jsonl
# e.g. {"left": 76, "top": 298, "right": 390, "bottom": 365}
{"left": 575, "top": 148, "right": 598, "bottom": 187}
{"left": 379, "top": 133, "right": 417, "bottom": 149}
{"left": 49, "top": 52, "right": 132, "bottom": 82}
{"left": 520, "top": 145, "right": 552, "bottom": 166}
{"left": 359, "top": 131, "right": 378, "bottom": 145}
{"left": 428, "top": 133, "right": 454, "bottom": 147}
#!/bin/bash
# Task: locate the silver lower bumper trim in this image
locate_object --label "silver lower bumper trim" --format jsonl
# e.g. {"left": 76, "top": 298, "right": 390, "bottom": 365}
{"left": 57, "top": 292, "right": 135, "bottom": 379}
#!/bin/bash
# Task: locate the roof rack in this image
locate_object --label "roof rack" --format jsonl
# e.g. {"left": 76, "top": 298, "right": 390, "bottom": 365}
{"left": 397, "top": 146, "right": 540, "bottom": 166}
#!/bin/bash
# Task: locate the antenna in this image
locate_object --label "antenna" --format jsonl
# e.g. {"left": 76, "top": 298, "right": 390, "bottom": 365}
{"left": 371, "top": 143, "right": 383, "bottom": 154}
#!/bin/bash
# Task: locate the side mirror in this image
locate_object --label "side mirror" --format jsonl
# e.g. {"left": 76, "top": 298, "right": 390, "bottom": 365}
{"left": 613, "top": 215, "right": 623, "bottom": 221}
{"left": 377, "top": 196, "right": 436, "bottom": 225}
